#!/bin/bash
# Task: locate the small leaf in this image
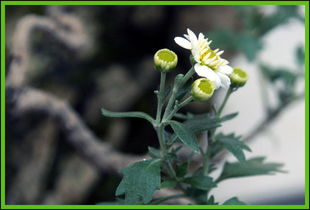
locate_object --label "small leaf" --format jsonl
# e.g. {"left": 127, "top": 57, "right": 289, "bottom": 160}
{"left": 215, "top": 133, "right": 251, "bottom": 162}
{"left": 116, "top": 159, "right": 161, "bottom": 204}
{"left": 148, "top": 146, "right": 160, "bottom": 158}
{"left": 168, "top": 120, "right": 200, "bottom": 153}
{"left": 237, "top": 33, "right": 262, "bottom": 61}
{"left": 223, "top": 197, "right": 246, "bottom": 205}
{"left": 183, "top": 175, "right": 217, "bottom": 191}
{"left": 184, "top": 113, "right": 221, "bottom": 134}
{"left": 207, "top": 195, "right": 219, "bottom": 205}
{"left": 217, "top": 157, "right": 285, "bottom": 182}
{"left": 185, "top": 188, "right": 208, "bottom": 204}
{"left": 161, "top": 179, "right": 177, "bottom": 189}
{"left": 296, "top": 46, "right": 305, "bottom": 66}
{"left": 176, "top": 161, "right": 189, "bottom": 178}
{"left": 220, "top": 112, "right": 238, "bottom": 122}
{"left": 101, "top": 108, "right": 155, "bottom": 125}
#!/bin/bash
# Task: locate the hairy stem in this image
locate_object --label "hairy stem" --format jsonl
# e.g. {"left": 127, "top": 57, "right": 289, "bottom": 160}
{"left": 156, "top": 72, "right": 166, "bottom": 123}
{"left": 217, "top": 86, "right": 234, "bottom": 117}
{"left": 164, "top": 96, "right": 193, "bottom": 122}
{"left": 162, "top": 67, "right": 195, "bottom": 120}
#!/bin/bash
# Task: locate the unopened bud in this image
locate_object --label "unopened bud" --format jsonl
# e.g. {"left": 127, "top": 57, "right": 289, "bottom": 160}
{"left": 229, "top": 68, "right": 249, "bottom": 87}
{"left": 191, "top": 78, "right": 215, "bottom": 101}
{"left": 154, "top": 49, "right": 178, "bottom": 72}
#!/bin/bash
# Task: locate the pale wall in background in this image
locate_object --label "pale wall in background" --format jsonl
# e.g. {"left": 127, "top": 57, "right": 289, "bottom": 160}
{"left": 211, "top": 7, "right": 305, "bottom": 204}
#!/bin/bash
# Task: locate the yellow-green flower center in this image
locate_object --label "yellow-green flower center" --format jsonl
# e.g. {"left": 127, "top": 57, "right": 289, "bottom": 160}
{"left": 200, "top": 48, "right": 220, "bottom": 70}
{"left": 200, "top": 48, "right": 217, "bottom": 60}
{"left": 154, "top": 49, "right": 178, "bottom": 72}
{"left": 191, "top": 78, "right": 215, "bottom": 101}
{"left": 198, "top": 79, "right": 213, "bottom": 94}
{"left": 233, "top": 68, "right": 247, "bottom": 78}
{"left": 229, "top": 68, "right": 249, "bottom": 87}
{"left": 157, "top": 50, "right": 176, "bottom": 62}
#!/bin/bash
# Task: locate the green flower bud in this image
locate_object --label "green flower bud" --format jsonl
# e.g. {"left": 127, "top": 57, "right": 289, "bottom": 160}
{"left": 154, "top": 48, "right": 178, "bottom": 72}
{"left": 191, "top": 78, "right": 215, "bottom": 101}
{"left": 229, "top": 68, "right": 249, "bottom": 87}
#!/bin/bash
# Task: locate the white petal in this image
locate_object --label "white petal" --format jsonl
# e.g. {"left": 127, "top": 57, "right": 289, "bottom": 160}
{"left": 194, "top": 64, "right": 221, "bottom": 88}
{"left": 174, "top": 37, "right": 192, "bottom": 49}
{"left": 198, "top": 33, "right": 204, "bottom": 41}
{"left": 216, "top": 50, "right": 224, "bottom": 56}
{"left": 184, "top": 34, "right": 189, "bottom": 39}
{"left": 218, "top": 65, "right": 233, "bottom": 75}
{"left": 217, "top": 72, "right": 231, "bottom": 89}
{"left": 192, "top": 50, "right": 201, "bottom": 63}
{"left": 187, "top": 28, "right": 198, "bottom": 44}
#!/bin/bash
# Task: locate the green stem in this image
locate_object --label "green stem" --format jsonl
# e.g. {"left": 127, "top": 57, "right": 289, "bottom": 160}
{"left": 162, "top": 67, "right": 195, "bottom": 121}
{"left": 156, "top": 125, "right": 177, "bottom": 179}
{"left": 156, "top": 125, "right": 166, "bottom": 157}
{"left": 217, "top": 86, "right": 233, "bottom": 117}
{"left": 201, "top": 87, "right": 234, "bottom": 177}
{"left": 166, "top": 160, "right": 177, "bottom": 179}
{"left": 164, "top": 96, "right": 193, "bottom": 122}
{"left": 156, "top": 72, "right": 166, "bottom": 123}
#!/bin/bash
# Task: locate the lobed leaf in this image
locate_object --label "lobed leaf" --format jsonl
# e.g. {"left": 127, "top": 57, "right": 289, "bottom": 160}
{"left": 223, "top": 197, "right": 246, "bottom": 205}
{"left": 217, "top": 157, "right": 285, "bottom": 182}
{"left": 116, "top": 159, "right": 161, "bottom": 204}
{"left": 215, "top": 133, "right": 251, "bottom": 162}
{"left": 184, "top": 113, "right": 221, "bottom": 134}
{"left": 183, "top": 172, "right": 217, "bottom": 191}
{"left": 167, "top": 120, "right": 200, "bottom": 153}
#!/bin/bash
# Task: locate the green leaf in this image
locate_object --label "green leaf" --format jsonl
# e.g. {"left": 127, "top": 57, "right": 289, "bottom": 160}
{"left": 147, "top": 146, "right": 160, "bottom": 158}
{"left": 101, "top": 108, "right": 155, "bottom": 125}
{"left": 217, "top": 157, "right": 285, "bottom": 182}
{"left": 116, "top": 159, "right": 161, "bottom": 204}
{"left": 215, "top": 133, "right": 251, "bottom": 162}
{"left": 296, "top": 46, "right": 305, "bottom": 66}
{"left": 167, "top": 120, "right": 200, "bottom": 153}
{"left": 237, "top": 33, "right": 262, "bottom": 61}
{"left": 220, "top": 112, "right": 239, "bottom": 122}
{"left": 207, "top": 195, "right": 219, "bottom": 205}
{"left": 185, "top": 188, "right": 208, "bottom": 204}
{"left": 223, "top": 197, "right": 246, "bottom": 205}
{"left": 176, "top": 161, "right": 189, "bottom": 178}
{"left": 184, "top": 113, "right": 221, "bottom": 134}
{"left": 161, "top": 179, "right": 177, "bottom": 189}
{"left": 168, "top": 120, "right": 199, "bottom": 152}
{"left": 183, "top": 174, "right": 217, "bottom": 191}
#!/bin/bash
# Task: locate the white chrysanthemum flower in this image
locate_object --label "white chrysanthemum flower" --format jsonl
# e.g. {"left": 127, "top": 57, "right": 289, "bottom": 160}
{"left": 174, "top": 28, "right": 233, "bottom": 89}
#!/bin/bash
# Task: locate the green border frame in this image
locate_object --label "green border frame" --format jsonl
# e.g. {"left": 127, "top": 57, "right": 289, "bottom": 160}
{"left": 0, "top": 1, "right": 309, "bottom": 209}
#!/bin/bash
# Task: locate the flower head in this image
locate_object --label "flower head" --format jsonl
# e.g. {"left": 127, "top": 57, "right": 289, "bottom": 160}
{"left": 174, "top": 28, "right": 233, "bottom": 89}
{"left": 154, "top": 48, "right": 178, "bottom": 72}
{"left": 191, "top": 78, "right": 215, "bottom": 101}
{"left": 229, "top": 68, "right": 249, "bottom": 87}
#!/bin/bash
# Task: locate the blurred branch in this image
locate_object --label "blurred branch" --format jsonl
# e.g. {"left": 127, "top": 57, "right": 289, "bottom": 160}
{"left": 7, "top": 86, "right": 190, "bottom": 204}
{"left": 7, "top": 86, "right": 146, "bottom": 172}
{"left": 6, "top": 13, "right": 91, "bottom": 87}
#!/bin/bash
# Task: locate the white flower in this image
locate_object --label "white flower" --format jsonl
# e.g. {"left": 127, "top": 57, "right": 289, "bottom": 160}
{"left": 174, "top": 28, "right": 233, "bottom": 89}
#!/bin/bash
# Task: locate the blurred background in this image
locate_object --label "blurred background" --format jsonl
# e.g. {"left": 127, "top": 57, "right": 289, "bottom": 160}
{"left": 5, "top": 5, "right": 305, "bottom": 205}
